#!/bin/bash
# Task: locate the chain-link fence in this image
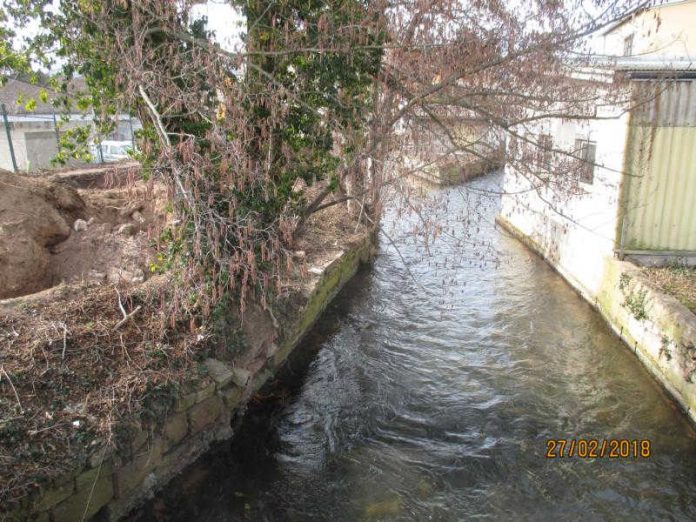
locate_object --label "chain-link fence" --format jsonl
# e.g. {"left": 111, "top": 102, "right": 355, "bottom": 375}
{"left": 0, "top": 102, "right": 140, "bottom": 173}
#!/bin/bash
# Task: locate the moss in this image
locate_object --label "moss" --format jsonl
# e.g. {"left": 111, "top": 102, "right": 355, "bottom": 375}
{"left": 623, "top": 288, "right": 649, "bottom": 321}
{"left": 273, "top": 239, "right": 368, "bottom": 368}
{"left": 660, "top": 336, "right": 673, "bottom": 361}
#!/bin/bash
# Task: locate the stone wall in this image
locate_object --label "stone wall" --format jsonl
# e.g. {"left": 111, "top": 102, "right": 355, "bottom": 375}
{"left": 14, "top": 234, "right": 373, "bottom": 522}
{"left": 497, "top": 215, "right": 696, "bottom": 426}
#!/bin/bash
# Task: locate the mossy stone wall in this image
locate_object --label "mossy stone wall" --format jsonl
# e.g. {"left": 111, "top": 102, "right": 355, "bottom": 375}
{"left": 13, "top": 234, "right": 373, "bottom": 522}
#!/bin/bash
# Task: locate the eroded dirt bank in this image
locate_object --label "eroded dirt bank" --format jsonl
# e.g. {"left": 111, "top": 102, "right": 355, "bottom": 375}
{"left": 0, "top": 166, "right": 165, "bottom": 300}
{"left": 0, "top": 164, "right": 373, "bottom": 520}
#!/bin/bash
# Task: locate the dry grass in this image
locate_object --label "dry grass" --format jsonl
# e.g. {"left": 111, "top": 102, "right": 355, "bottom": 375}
{"left": 0, "top": 277, "right": 202, "bottom": 508}
{"left": 643, "top": 265, "right": 696, "bottom": 314}
{"left": 0, "top": 184, "right": 368, "bottom": 512}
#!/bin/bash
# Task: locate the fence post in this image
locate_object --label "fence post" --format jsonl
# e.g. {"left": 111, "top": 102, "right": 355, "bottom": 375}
{"left": 1, "top": 103, "right": 18, "bottom": 172}
{"left": 52, "top": 110, "right": 61, "bottom": 148}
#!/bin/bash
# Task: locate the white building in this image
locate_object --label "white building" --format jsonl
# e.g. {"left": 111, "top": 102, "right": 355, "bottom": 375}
{"left": 500, "top": 0, "right": 696, "bottom": 299}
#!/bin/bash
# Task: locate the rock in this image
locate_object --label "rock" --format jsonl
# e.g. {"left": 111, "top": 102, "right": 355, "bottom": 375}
{"left": 309, "top": 266, "right": 323, "bottom": 275}
{"left": 73, "top": 219, "right": 89, "bottom": 232}
{"left": 364, "top": 496, "right": 402, "bottom": 518}
{"left": 221, "top": 386, "right": 243, "bottom": 409}
{"left": 229, "top": 367, "right": 251, "bottom": 387}
{"left": 107, "top": 267, "right": 145, "bottom": 285}
{"left": 203, "top": 359, "right": 235, "bottom": 388}
{"left": 163, "top": 411, "right": 188, "bottom": 446}
{"left": 188, "top": 396, "right": 223, "bottom": 435}
{"left": 292, "top": 250, "right": 306, "bottom": 260}
{"left": 117, "top": 223, "right": 136, "bottom": 236}
{"left": 131, "top": 210, "right": 145, "bottom": 224}
{"left": 52, "top": 472, "right": 114, "bottom": 522}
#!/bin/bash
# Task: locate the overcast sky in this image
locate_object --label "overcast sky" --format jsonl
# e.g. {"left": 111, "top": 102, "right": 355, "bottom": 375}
{"left": 190, "top": 0, "right": 245, "bottom": 52}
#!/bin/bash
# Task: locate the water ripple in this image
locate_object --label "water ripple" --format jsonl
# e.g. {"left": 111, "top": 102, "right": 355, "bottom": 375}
{"left": 136, "top": 174, "right": 696, "bottom": 522}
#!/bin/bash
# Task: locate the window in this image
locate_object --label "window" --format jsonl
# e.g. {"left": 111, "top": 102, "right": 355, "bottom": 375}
{"left": 536, "top": 134, "right": 553, "bottom": 172}
{"left": 623, "top": 34, "right": 634, "bottom": 57}
{"left": 574, "top": 138, "right": 596, "bottom": 184}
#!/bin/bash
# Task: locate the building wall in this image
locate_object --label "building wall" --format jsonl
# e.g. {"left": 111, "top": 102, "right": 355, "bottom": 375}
{"left": 500, "top": 107, "right": 629, "bottom": 297}
{"left": 498, "top": 68, "right": 696, "bottom": 427}
{"left": 603, "top": 0, "right": 696, "bottom": 58}
{"left": 0, "top": 127, "right": 17, "bottom": 171}
{"left": 25, "top": 131, "right": 62, "bottom": 170}
{"left": 0, "top": 116, "right": 140, "bottom": 172}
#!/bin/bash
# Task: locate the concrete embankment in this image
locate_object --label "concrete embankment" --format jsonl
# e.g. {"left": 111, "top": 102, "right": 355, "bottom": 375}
{"left": 497, "top": 215, "right": 696, "bottom": 427}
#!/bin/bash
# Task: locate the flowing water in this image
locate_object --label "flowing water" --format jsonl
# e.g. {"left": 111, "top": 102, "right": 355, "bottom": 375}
{"left": 132, "top": 174, "right": 696, "bottom": 521}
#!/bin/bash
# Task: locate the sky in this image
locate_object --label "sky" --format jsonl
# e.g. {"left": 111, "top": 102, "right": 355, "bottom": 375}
{"left": 190, "top": 0, "right": 246, "bottom": 52}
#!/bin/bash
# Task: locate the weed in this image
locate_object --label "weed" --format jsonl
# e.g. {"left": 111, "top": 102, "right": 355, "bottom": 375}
{"left": 619, "top": 272, "right": 632, "bottom": 292}
{"left": 623, "top": 288, "right": 648, "bottom": 321}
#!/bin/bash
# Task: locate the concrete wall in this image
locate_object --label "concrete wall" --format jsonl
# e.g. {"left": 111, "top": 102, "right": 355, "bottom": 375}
{"left": 498, "top": 215, "right": 696, "bottom": 427}
{"left": 500, "top": 106, "right": 629, "bottom": 297}
{"left": 25, "top": 131, "right": 60, "bottom": 171}
{"left": 1, "top": 120, "right": 80, "bottom": 172}
{"left": 0, "top": 127, "right": 13, "bottom": 171}
{"left": 499, "top": 94, "right": 696, "bottom": 426}
{"left": 8, "top": 235, "right": 374, "bottom": 522}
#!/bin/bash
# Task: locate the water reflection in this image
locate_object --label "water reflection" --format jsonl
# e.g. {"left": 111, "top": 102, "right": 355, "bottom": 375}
{"left": 131, "top": 173, "right": 696, "bottom": 521}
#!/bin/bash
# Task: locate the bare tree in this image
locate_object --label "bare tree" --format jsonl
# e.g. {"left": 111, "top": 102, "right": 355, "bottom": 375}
{"left": 0, "top": 0, "right": 651, "bottom": 313}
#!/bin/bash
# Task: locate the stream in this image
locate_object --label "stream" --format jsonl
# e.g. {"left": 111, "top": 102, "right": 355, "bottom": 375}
{"left": 130, "top": 173, "right": 696, "bottom": 521}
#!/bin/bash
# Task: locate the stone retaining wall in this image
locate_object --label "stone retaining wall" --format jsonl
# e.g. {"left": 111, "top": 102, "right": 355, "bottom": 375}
{"left": 497, "top": 215, "right": 696, "bottom": 426}
{"left": 16, "top": 234, "right": 373, "bottom": 522}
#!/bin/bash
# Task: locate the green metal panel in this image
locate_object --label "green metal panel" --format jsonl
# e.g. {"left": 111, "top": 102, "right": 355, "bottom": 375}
{"left": 621, "top": 80, "right": 696, "bottom": 252}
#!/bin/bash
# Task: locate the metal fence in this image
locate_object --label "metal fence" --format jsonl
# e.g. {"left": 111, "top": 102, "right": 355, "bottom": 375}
{"left": 619, "top": 79, "right": 696, "bottom": 254}
{"left": 0, "top": 103, "right": 140, "bottom": 173}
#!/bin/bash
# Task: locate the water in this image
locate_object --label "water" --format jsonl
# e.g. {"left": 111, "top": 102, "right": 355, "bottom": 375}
{"left": 132, "top": 174, "right": 696, "bottom": 521}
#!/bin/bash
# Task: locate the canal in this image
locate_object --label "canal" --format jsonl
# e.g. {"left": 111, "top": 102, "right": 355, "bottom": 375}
{"left": 131, "top": 174, "right": 696, "bottom": 521}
